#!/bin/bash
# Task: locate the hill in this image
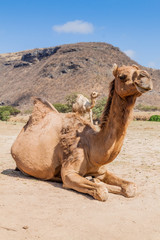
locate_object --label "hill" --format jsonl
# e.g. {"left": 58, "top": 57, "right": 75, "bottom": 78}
{"left": 0, "top": 42, "right": 159, "bottom": 110}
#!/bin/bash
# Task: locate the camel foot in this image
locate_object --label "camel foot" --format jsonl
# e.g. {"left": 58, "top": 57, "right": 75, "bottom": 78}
{"left": 122, "top": 183, "right": 137, "bottom": 198}
{"left": 93, "top": 183, "right": 109, "bottom": 201}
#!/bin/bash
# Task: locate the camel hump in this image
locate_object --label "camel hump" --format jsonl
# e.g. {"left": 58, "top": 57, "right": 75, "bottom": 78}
{"left": 26, "top": 98, "right": 59, "bottom": 126}
{"left": 33, "top": 97, "right": 58, "bottom": 113}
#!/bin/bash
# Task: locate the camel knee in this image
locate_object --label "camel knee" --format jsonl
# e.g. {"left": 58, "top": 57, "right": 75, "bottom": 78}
{"left": 61, "top": 172, "right": 75, "bottom": 189}
{"left": 61, "top": 170, "right": 108, "bottom": 201}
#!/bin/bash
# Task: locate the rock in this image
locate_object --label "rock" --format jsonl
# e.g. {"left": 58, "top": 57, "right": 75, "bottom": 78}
{"left": 22, "top": 226, "right": 29, "bottom": 230}
{"left": 0, "top": 101, "right": 5, "bottom": 105}
{"left": 4, "top": 61, "right": 13, "bottom": 66}
{"left": 68, "top": 63, "right": 81, "bottom": 70}
{"left": 21, "top": 47, "right": 61, "bottom": 63}
{"left": 14, "top": 61, "right": 31, "bottom": 68}
{"left": 21, "top": 53, "right": 39, "bottom": 63}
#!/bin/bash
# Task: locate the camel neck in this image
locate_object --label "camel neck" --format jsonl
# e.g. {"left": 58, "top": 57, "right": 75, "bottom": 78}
{"left": 94, "top": 90, "right": 137, "bottom": 165}
{"left": 101, "top": 90, "right": 136, "bottom": 134}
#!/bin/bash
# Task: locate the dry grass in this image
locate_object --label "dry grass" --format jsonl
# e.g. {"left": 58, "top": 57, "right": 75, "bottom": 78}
{"left": 133, "top": 111, "right": 160, "bottom": 121}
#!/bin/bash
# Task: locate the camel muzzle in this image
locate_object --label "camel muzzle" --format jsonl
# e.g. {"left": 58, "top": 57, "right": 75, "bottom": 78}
{"left": 134, "top": 76, "right": 153, "bottom": 94}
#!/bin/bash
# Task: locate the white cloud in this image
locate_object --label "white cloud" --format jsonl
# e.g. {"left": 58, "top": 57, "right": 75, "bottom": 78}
{"left": 53, "top": 20, "right": 94, "bottom": 34}
{"left": 124, "top": 49, "right": 135, "bottom": 58}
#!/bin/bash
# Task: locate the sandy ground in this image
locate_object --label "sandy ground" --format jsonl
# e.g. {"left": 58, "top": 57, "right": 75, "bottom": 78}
{"left": 0, "top": 120, "right": 160, "bottom": 240}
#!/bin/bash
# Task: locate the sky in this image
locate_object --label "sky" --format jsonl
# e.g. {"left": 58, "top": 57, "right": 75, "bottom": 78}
{"left": 0, "top": 0, "right": 160, "bottom": 69}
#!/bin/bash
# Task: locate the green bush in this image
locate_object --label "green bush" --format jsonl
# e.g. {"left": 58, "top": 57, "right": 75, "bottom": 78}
{"left": 1, "top": 110, "right": 10, "bottom": 121}
{"left": 53, "top": 93, "right": 78, "bottom": 113}
{"left": 93, "top": 97, "right": 107, "bottom": 121}
{"left": 53, "top": 103, "right": 69, "bottom": 113}
{"left": 149, "top": 115, "right": 160, "bottom": 122}
{"left": 65, "top": 93, "right": 78, "bottom": 112}
{"left": 0, "top": 106, "right": 20, "bottom": 121}
{"left": 53, "top": 94, "right": 108, "bottom": 121}
{"left": 53, "top": 96, "right": 108, "bottom": 122}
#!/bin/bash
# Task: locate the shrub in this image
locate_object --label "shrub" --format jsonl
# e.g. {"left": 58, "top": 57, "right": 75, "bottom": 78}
{"left": 0, "top": 106, "right": 20, "bottom": 121}
{"left": 53, "top": 94, "right": 108, "bottom": 121}
{"left": 53, "top": 103, "right": 69, "bottom": 113}
{"left": 149, "top": 115, "right": 160, "bottom": 122}
{"left": 93, "top": 97, "right": 107, "bottom": 121}
{"left": 65, "top": 93, "right": 78, "bottom": 112}
{"left": 53, "top": 93, "right": 78, "bottom": 113}
{"left": 1, "top": 110, "right": 10, "bottom": 121}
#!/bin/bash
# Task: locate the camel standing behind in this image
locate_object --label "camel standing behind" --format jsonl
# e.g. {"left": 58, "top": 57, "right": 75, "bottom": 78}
{"left": 11, "top": 64, "right": 153, "bottom": 201}
{"left": 72, "top": 91, "right": 99, "bottom": 124}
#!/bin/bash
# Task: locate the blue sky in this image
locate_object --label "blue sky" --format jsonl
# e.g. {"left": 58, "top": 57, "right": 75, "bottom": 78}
{"left": 0, "top": 0, "right": 160, "bottom": 68}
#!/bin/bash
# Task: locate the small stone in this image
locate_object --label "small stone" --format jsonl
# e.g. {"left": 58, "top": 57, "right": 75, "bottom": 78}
{"left": 22, "top": 226, "right": 29, "bottom": 230}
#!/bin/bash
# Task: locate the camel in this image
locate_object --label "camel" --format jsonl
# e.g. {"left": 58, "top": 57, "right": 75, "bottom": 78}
{"left": 72, "top": 91, "right": 99, "bottom": 124}
{"left": 11, "top": 64, "right": 153, "bottom": 201}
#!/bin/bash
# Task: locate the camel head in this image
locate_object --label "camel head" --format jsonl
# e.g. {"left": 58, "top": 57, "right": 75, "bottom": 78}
{"left": 90, "top": 91, "right": 99, "bottom": 99}
{"left": 112, "top": 64, "right": 153, "bottom": 98}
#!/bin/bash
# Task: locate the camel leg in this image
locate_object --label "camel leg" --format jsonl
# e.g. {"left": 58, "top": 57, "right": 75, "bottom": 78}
{"left": 96, "top": 170, "right": 137, "bottom": 198}
{"left": 61, "top": 167, "right": 108, "bottom": 201}
{"left": 92, "top": 178, "right": 122, "bottom": 195}
{"left": 89, "top": 110, "right": 93, "bottom": 124}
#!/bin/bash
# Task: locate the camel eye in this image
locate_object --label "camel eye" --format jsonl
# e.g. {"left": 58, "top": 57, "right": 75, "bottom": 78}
{"left": 119, "top": 74, "right": 127, "bottom": 81}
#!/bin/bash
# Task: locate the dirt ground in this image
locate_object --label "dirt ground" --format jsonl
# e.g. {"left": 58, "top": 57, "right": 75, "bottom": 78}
{"left": 0, "top": 120, "right": 160, "bottom": 240}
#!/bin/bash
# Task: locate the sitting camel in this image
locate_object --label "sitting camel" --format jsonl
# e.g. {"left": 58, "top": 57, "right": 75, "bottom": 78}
{"left": 11, "top": 64, "right": 153, "bottom": 201}
{"left": 72, "top": 91, "right": 99, "bottom": 124}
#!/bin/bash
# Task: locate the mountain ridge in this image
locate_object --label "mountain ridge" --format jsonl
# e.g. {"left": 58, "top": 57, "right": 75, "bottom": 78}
{"left": 0, "top": 42, "right": 159, "bottom": 110}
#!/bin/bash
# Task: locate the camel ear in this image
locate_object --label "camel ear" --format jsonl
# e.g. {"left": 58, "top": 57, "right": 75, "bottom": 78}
{"left": 132, "top": 64, "right": 139, "bottom": 70}
{"left": 112, "top": 63, "right": 118, "bottom": 77}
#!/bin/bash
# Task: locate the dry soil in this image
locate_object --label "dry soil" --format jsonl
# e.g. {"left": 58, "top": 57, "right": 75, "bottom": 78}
{"left": 0, "top": 120, "right": 160, "bottom": 240}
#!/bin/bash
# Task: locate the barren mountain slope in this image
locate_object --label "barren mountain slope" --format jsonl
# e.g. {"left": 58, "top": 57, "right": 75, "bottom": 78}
{"left": 0, "top": 42, "right": 159, "bottom": 110}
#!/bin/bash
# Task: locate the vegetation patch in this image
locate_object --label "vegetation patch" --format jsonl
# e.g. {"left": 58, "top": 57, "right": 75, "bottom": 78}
{"left": 92, "top": 97, "right": 107, "bottom": 121}
{"left": 0, "top": 106, "right": 20, "bottom": 121}
{"left": 53, "top": 93, "right": 78, "bottom": 113}
{"left": 135, "top": 104, "right": 160, "bottom": 112}
{"left": 53, "top": 94, "right": 107, "bottom": 122}
{"left": 149, "top": 115, "right": 160, "bottom": 122}
{"left": 53, "top": 103, "right": 69, "bottom": 113}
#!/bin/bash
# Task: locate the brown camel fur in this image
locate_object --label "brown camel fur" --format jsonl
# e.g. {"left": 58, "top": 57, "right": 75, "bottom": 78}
{"left": 72, "top": 91, "right": 99, "bottom": 124}
{"left": 11, "top": 64, "right": 153, "bottom": 201}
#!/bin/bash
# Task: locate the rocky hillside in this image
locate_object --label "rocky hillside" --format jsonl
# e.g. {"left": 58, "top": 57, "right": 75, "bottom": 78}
{"left": 0, "top": 42, "right": 159, "bottom": 110}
